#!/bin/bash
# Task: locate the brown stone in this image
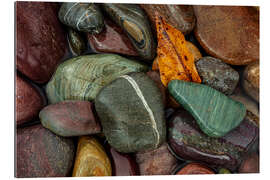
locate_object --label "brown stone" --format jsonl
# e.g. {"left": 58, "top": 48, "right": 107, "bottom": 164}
{"left": 39, "top": 101, "right": 101, "bottom": 137}
{"left": 242, "top": 61, "right": 259, "bottom": 102}
{"left": 72, "top": 136, "right": 112, "bottom": 176}
{"left": 16, "top": 124, "right": 75, "bottom": 177}
{"left": 239, "top": 153, "right": 259, "bottom": 173}
{"left": 136, "top": 143, "right": 178, "bottom": 175}
{"left": 193, "top": 6, "right": 259, "bottom": 65}
{"left": 140, "top": 4, "right": 195, "bottom": 35}
{"left": 16, "top": 2, "right": 67, "bottom": 83}
{"left": 175, "top": 163, "right": 215, "bottom": 174}
{"left": 87, "top": 18, "right": 138, "bottom": 56}
{"left": 16, "top": 75, "right": 46, "bottom": 126}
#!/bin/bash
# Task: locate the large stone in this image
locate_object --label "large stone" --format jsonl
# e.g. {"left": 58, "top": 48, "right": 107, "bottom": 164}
{"left": 16, "top": 2, "right": 67, "bottom": 83}
{"left": 175, "top": 163, "right": 215, "bottom": 174}
{"left": 168, "top": 80, "right": 246, "bottom": 137}
{"left": 168, "top": 110, "right": 259, "bottom": 171}
{"left": 16, "top": 75, "right": 46, "bottom": 126}
{"left": 95, "top": 72, "right": 166, "bottom": 153}
{"left": 87, "top": 18, "right": 138, "bottom": 56}
{"left": 16, "top": 124, "right": 75, "bottom": 177}
{"left": 135, "top": 143, "right": 178, "bottom": 175}
{"left": 39, "top": 101, "right": 101, "bottom": 137}
{"left": 72, "top": 136, "right": 112, "bottom": 176}
{"left": 195, "top": 56, "right": 239, "bottom": 95}
{"left": 193, "top": 6, "right": 259, "bottom": 65}
{"left": 46, "top": 54, "right": 148, "bottom": 104}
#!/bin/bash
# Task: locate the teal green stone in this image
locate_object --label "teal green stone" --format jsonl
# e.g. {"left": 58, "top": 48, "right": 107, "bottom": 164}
{"left": 168, "top": 80, "right": 246, "bottom": 137}
{"left": 46, "top": 54, "right": 148, "bottom": 104}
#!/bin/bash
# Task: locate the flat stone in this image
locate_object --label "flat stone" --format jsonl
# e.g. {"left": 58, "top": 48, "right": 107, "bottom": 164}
{"left": 175, "top": 163, "right": 215, "bottom": 174}
{"left": 87, "top": 18, "right": 138, "bottom": 56}
{"left": 140, "top": 4, "right": 195, "bottom": 35}
{"left": 168, "top": 80, "right": 246, "bottom": 137}
{"left": 168, "top": 109, "right": 258, "bottom": 171}
{"left": 95, "top": 72, "right": 166, "bottom": 153}
{"left": 16, "top": 124, "right": 75, "bottom": 177}
{"left": 16, "top": 2, "right": 67, "bottom": 83}
{"left": 135, "top": 143, "right": 178, "bottom": 175}
{"left": 193, "top": 6, "right": 259, "bottom": 65}
{"left": 39, "top": 100, "right": 101, "bottom": 137}
{"left": 195, "top": 56, "right": 239, "bottom": 95}
{"left": 72, "top": 136, "right": 112, "bottom": 176}
{"left": 238, "top": 153, "right": 259, "bottom": 173}
{"left": 16, "top": 75, "right": 46, "bottom": 126}
{"left": 46, "top": 54, "right": 148, "bottom": 104}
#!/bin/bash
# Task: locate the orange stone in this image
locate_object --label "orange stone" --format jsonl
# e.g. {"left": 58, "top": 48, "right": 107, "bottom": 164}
{"left": 176, "top": 163, "right": 215, "bottom": 175}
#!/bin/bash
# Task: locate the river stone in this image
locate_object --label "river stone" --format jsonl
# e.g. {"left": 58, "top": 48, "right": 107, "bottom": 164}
{"left": 242, "top": 61, "right": 259, "bottom": 102}
{"left": 168, "top": 80, "right": 246, "bottom": 137}
{"left": 140, "top": 4, "right": 195, "bottom": 35}
{"left": 218, "top": 168, "right": 231, "bottom": 174}
{"left": 16, "top": 75, "right": 46, "bottom": 126}
{"left": 168, "top": 109, "right": 259, "bottom": 171}
{"left": 16, "top": 2, "right": 67, "bottom": 83}
{"left": 72, "top": 136, "right": 112, "bottom": 176}
{"left": 109, "top": 146, "right": 138, "bottom": 176}
{"left": 238, "top": 153, "right": 259, "bottom": 173}
{"left": 195, "top": 56, "right": 239, "bottom": 95}
{"left": 67, "top": 28, "right": 86, "bottom": 56}
{"left": 175, "top": 163, "right": 215, "bottom": 174}
{"left": 135, "top": 143, "right": 178, "bottom": 175}
{"left": 87, "top": 18, "right": 138, "bottom": 56}
{"left": 16, "top": 124, "right": 75, "bottom": 177}
{"left": 95, "top": 72, "right": 166, "bottom": 153}
{"left": 46, "top": 54, "right": 148, "bottom": 104}
{"left": 193, "top": 6, "right": 259, "bottom": 65}
{"left": 187, "top": 41, "right": 202, "bottom": 62}
{"left": 39, "top": 101, "right": 101, "bottom": 137}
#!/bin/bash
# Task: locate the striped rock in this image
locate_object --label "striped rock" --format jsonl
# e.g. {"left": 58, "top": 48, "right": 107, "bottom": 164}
{"left": 174, "top": 163, "right": 215, "bottom": 175}
{"left": 46, "top": 54, "right": 148, "bottom": 104}
{"left": 95, "top": 72, "right": 166, "bottom": 153}
{"left": 168, "top": 80, "right": 246, "bottom": 137}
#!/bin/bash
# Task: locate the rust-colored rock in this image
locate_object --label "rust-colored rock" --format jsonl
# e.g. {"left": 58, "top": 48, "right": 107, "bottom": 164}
{"left": 39, "top": 101, "right": 101, "bottom": 137}
{"left": 193, "top": 6, "right": 259, "bottom": 65}
{"left": 16, "top": 75, "right": 46, "bottom": 126}
{"left": 140, "top": 4, "right": 195, "bottom": 35}
{"left": 136, "top": 143, "right": 178, "bottom": 175}
{"left": 87, "top": 18, "right": 138, "bottom": 56}
{"left": 16, "top": 124, "right": 75, "bottom": 177}
{"left": 16, "top": 2, "right": 67, "bottom": 83}
{"left": 239, "top": 153, "right": 259, "bottom": 173}
{"left": 72, "top": 136, "right": 112, "bottom": 176}
{"left": 175, "top": 163, "right": 215, "bottom": 175}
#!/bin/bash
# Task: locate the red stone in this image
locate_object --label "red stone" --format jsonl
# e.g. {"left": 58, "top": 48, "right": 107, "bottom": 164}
{"left": 16, "top": 2, "right": 67, "bottom": 83}
{"left": 193, "top": 6, "right": 259, "bottom": 65}
{"left": 16, "top": 75, "right": 46, "bottom": 126}
{"left": 87, "top": 18, "right": 138, "bottom": 56}
{"left": 175, "top": 163, "right": 215, "bottom": 174}
{"left": 239, "top": 153, "right": 259, "bottom": 173}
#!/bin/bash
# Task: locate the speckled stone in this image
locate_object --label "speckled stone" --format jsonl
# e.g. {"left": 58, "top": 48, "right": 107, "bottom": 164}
{"left": 135, "top": 143, "right": 178, "bottom": 175}
{"left": 193, "top": 6, "right": 259, "bottom": 65}
{"left": 46, "top": 54, "right": 148, "bottom": 104}
{"left": 168, "top": 80, "right": 246, "bottom": 137}
{"left": 195, "top": 56, "right": 239, "bottom": 95}
{"left": 95, "top": 72, "right": 166, "bottom": 153}
{"left": 39, "top": 101, "right": 101, "bottom": 137}
{"left": 16, "top": 124, "right": 75, "bottom": 177}
{"left": 175, "top": 163, "right": 215, "bottom": 174}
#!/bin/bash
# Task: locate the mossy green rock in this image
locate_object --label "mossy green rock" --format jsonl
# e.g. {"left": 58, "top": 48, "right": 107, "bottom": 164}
{"left": 95, "top": 72, "right": 166, "bottom": 153}
{"left": 168, "top": 80, "right": 246, "bottom": 137}
{"left": 46, "top": 54, "right": 148, "bottom": 104}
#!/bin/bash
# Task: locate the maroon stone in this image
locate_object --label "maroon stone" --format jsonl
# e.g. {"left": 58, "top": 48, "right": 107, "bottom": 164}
{"left": 193, "top": 6, "right": 259, "bottom": 65}
{"left": 16, "top": 75, "right": 46, "bottom": 126}
{"left": 87, "top": 18, "right": 138, "bottom": 56}
{"left": 140, "top": 4, "right": 195, "bottom": 35}
{"left": 39, "top": 101, "right": 101, "bottom": 137}
{"left": 135, "top": 143, "right": 178, "bottom": 175}
{"left": 16, "top": 124, "right": 75, "bottom": 177}
{"left": 16, "top": 2, "right": 67, "bottom": 83}
{"left": 109, "top": 147, "right": 138, "bottom": 176}
{"left": 239, "top": 153, "right": 259, "bottom": 173}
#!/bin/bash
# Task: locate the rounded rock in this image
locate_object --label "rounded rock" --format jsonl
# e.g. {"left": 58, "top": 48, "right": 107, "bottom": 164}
{"left": 175, "top": 163, "right": 215, "bottom": 175}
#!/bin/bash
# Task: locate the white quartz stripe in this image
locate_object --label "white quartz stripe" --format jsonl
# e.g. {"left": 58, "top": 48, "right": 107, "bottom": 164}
{"left": 64, "top": 2, "right": 79, "bottom": 22}
{"left": 120, "top": 75, "right": 159, "bottom": 147}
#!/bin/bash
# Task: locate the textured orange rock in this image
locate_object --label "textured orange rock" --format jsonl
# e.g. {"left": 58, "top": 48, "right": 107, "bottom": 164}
{"left": 72, "top": 136, "right": 112, "bottom": 176}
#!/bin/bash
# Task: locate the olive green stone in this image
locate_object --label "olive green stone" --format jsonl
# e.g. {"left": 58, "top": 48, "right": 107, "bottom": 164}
{"left": 168, "top": 80, "right": 246, "bottom": 137}
{"left": 218, "top": 168, "right": 231, "bottom": 174}
{"left": 46, "top": 54, "right": 148, "bottom": 104}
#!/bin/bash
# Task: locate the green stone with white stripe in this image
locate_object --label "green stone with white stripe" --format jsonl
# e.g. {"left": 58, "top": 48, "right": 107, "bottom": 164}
{"left": 168, "top": 80, "right": 246, "bottom": 138}
{"left": 95, "top": 72, "right": 166, "bottom": 153}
